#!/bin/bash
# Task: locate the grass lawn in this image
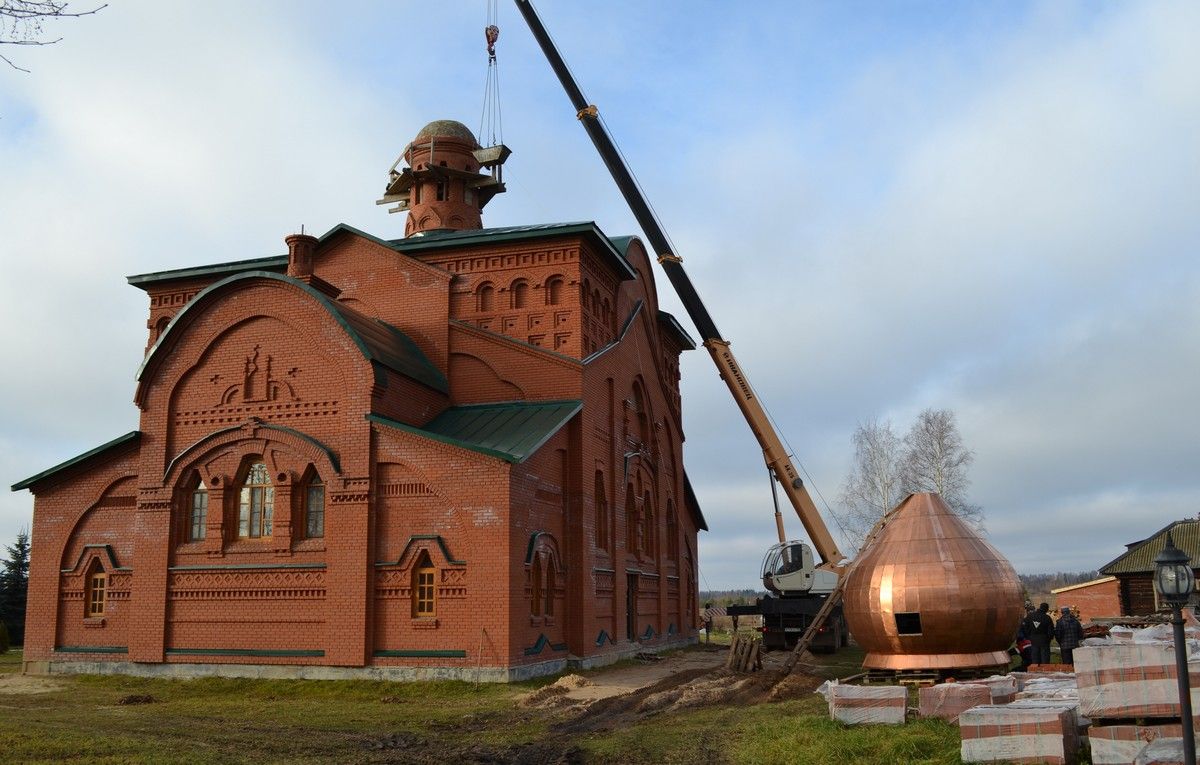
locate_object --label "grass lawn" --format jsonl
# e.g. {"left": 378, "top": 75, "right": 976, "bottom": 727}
{"left": 0, "top": 646, "right": 976, "bottom": 764}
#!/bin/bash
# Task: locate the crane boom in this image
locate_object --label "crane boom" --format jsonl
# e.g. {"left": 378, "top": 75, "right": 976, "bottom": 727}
{"left": 514, "top": 0, "right": 845, "bottom": 569}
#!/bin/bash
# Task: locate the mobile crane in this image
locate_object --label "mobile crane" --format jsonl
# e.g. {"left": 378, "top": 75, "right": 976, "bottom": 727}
{"left": 513, "top": 1, "right": 851, "bottom": 654}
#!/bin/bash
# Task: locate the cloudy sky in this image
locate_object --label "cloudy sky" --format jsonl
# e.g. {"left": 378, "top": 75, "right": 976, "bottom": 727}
{"left": 1, "top": 1, "right": 1197, "bottom": 589}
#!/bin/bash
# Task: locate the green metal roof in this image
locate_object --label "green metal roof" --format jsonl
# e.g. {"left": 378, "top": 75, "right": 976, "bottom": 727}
{"left": 137, "top": 271, "right": 447, "bottom": 395}
{"left": 1100, "top": 519, "right": 1200, "bottom": 574}
{"left": 127, "top": 255, "right": 288, "bottom": 289}
{"left": 12, "top": 431, "right": 141, "bottom": 492}
{"left": 657, "top": 310, "right": 697, "bottom": 351}
{"left": 368, "top": 400, "right": 582, "bottom": 464}
{"left": 391, "top": 223, "right": 637, "bottom": 281}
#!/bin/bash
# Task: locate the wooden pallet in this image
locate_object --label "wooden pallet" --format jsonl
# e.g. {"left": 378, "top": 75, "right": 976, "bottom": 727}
{"left": 726, "top": 633, "right": 763, "bottom": 672}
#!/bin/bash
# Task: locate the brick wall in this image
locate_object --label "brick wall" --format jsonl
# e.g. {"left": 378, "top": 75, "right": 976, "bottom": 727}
{"left": 22, "top": 223, "right": 699, "bottom": 677}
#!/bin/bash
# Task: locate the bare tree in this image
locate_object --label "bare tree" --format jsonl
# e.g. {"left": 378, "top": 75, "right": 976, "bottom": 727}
{"left": 836, "top": 408, "right": 984, "bottom": 552}
{"left": 835, "top": 418, "right": 906, "bottom": 550}
{"left": 901, "top": 408, "right": 984, "bottom": 531}
{"left": 1, "top": 1, "right": 106, "bottom": 72}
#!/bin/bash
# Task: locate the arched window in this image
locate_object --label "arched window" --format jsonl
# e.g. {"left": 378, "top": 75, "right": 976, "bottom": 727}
{"left": 642, "top": 491, "right": 655, "bottom": 558}
{"left": 581, "top": 278, "right": 591, "bottom": 309}
{"left": 631, "top": 383, "right": 651, "bottom": 445}
{"left": 511, "top": 280, "right": 529, "bottom": 309}
{"left": 189, "top": 478, "right": 208, "bottom": 542}
{"left": 412, "top": 551, "right": 436, "bottom": 618}
{"left": 544, "top": 557, "right": 555, "bottom": 617}
{"left": 546, "top": 277, "right": 564, "bottom": 306}
{"left": 530, "top": 555, "right": 543, "bottom": 616}
{"left": 86, "top": 560, "right": 106, "bottom": 618}
{"left": 304, "top": 474, "right": 324, "bottom": 539}
{"left": 477, "top": 282, "right": 494, "bottom": 312}
{"left": 625, "top": 485, "right": 637, "bottom": 554}
{"left": 435, "top": 180, "right": 448, "bottom": 201}
{"left": 154, "top": 316, "right": 171, "bottom": 341}
{"left": 666, "top": 500, "right": 679, "bottom": 561}
{"left": 238, "top": 460, "right": 274, "bottom": 538}
{"left": 592, "top": 288, "right": 601, "bottom": 315}
{"left": 595, "top": 471, "right": 609, "bottom": 552}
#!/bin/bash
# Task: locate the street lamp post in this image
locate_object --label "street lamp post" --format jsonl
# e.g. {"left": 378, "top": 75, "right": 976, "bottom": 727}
{"left": 1155, "top": 530, "right": 1196, "bottom": 765}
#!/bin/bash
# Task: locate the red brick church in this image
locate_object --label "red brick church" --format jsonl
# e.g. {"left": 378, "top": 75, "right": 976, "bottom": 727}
{"left": 14, "top": 120, "right": 705, "bottom": 680}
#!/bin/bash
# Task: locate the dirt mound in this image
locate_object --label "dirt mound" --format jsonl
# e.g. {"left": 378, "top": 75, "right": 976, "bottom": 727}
{"left": 520, "top": 674, "right": 593, "bottom": 708}
{"left": 553, "top": 664, "right": 826, "bottom": 733}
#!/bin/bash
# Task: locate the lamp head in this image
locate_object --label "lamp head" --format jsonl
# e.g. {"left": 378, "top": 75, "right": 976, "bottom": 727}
{"left": 1155, "top": 530, "right": 1195, "bottom": 607}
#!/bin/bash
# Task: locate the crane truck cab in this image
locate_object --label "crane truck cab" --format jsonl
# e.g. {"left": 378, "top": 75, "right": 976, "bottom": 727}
{"left": 724, "top": 540, "right": 849, "bottom": 652}
{"left": 762, "top": 540, "right": 838, "bottom": 596}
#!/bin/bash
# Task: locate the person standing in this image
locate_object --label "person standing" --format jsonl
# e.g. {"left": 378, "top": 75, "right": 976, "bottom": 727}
{"left": 1015, "top": 603, "right": 1035, "bottom": 670}
{"left": 1055, "top": 605, "right": 1085, "bottom": 666}
{"left": 1022, "top": 602, "right": 1055, "bottom": 666}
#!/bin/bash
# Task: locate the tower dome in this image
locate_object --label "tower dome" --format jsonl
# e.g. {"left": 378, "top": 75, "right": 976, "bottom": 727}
{"left": 842, "top": 492, "right": 1024, "bottom": 672}
{"left": 376, "top": 119, "right": 509, "bottom": 237}
{"left": 414, "top": 120, "right": 481, "bottom": 146}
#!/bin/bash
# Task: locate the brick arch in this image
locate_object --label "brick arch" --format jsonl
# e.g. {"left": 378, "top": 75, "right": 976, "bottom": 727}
{"left": 162, "top": 419, "right": 341, "bottom": 491}
{"left": 135, "top": 271, "right": 386, "bottom": 407}
{"left": 58, "top": 474, "right": 139, "bottom": 572}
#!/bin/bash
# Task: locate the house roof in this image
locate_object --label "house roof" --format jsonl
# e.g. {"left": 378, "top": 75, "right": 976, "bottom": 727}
{"left": 12, "top": 431, "right": 142, "bottom": 492}
{"left": 684, "top": 473, "right": 708, "bottom": 532}
{"left": 1100, "top": 519, "right": 1200, "bottom": 574}
{"left": 1050, "top": 576, "right": 1117, "bottom": 594}
{"left": 368, "top": 399, "right": 583, "bottom": 464}
{"left": 136, "top": 271, "right": 447, "bottom": 395}
{"left": 127, "top": 222, "right": 638, "bottom": 290}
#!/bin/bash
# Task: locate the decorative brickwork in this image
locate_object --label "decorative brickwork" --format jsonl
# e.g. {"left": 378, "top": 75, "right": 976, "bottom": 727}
{"left": 16, "top": 122, "right": 703, "bottom": 681}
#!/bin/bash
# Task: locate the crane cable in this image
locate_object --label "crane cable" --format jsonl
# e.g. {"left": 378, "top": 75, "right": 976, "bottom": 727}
{"left": 479, "top": 0, "right": 504, "bottom": 147}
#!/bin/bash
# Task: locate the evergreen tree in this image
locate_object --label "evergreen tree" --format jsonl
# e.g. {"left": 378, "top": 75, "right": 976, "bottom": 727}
{"left": 0, "top": 530, "right": 30, "bottom": 646}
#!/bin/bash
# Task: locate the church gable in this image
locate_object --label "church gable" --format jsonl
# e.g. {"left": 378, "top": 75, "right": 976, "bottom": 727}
{"left": 309, "top": 225, "right": 453, "bottom": 372}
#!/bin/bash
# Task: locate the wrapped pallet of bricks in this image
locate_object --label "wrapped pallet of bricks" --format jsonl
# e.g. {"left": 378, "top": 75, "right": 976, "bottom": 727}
{"left": 919, "top": 682, "right": 992, "bottom": 723}
{"left": 959, "top": 702, "right": 1079, "bottom": 764}
{"left": 816, "top": 680, "right": 907, "bottom": 725}
{"left": 963, "top": 674, "right": 1018, "bottom": 704}
{"left": 1016, "top": 674, "right": 1079, "bottom": 703}
{"left": 1134, "top": 737, "right": 1194, "bottom": 765}
{"left": 1075, "top": 643, "right": 1200, "bottom": 719}
{"left": 1089, "top": 723, "right": 1182, "bottom": 765}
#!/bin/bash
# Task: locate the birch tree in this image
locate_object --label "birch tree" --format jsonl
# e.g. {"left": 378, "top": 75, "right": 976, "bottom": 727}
{"left": 836, "top": 418, "right": 906, "bottom": 549}
{"left": 836, "top": 408, "right": 983, "bottom": 551}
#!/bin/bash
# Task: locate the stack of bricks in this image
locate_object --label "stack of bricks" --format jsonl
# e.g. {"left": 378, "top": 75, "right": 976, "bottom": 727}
{"left": 959, "top": 701, "right": 1081, "bottom": 764}
{"left": 963, "top": 674, "right": 1019, "bottom": 704}
{"left": 1076, "top": 643, "right": 1200, "bottom": 765}
{"left": 919, "top": 682, "right": 992, "bottom": 723}
{"left": 822, "top": 682, "right": 908, "bottom": 725}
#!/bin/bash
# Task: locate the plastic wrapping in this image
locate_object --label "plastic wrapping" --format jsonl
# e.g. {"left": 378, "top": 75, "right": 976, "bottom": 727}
{"left": 1090, "top": 723, "right": 1182, "bottom": 765}
{"left": 919, "top": 682, "right": 991, "bottom": 723}
{"left": 963, "top": 674, "right": 1018, "bottom": 704}
{"left": 1016, "top": 674, "right": 1079, "bottom": 703}
{"left": 1134, "top": 737, "right": 1193, "bottom": 765}
{"left": 1075, "top": 643, "right": 1200, "bottom": 719}
{"left": 816, "top": 680, "right": 907, "bottom": 725}
{"left": 959, "top": 702, "right": 1079, "bottom": 764}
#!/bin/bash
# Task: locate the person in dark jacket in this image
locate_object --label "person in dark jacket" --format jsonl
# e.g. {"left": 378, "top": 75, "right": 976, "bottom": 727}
{"left": 1055, "top": 605, "right": 1085, "bottom": 665}
{"left": 1022, "top": 602, "right": 1055, "bottom": 666}
{"left": 1015, "top": 603, "right": 1035, "bottom": 670}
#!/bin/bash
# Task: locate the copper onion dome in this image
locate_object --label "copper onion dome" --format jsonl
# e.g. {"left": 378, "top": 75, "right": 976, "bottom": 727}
{"left": 842, "top": 492, "right": 1024, "bottom": 672}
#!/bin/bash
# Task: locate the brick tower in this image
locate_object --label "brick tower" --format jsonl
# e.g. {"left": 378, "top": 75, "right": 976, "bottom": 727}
{"left": 377, "top": 119, "right": 510, "bottom": 237}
